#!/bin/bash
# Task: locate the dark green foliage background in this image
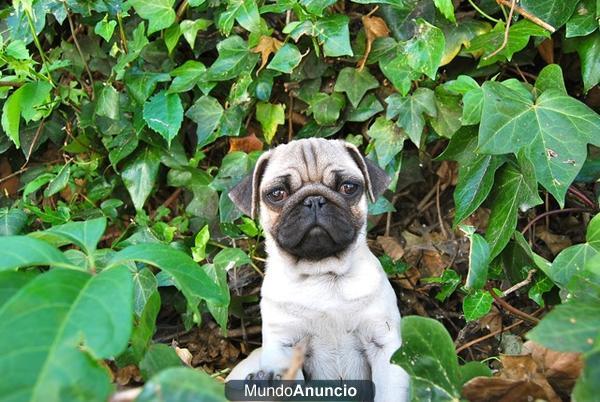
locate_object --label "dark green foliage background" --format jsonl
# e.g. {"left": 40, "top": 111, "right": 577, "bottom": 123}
{"left": 0, "top": 0, "right": 599, "bottom": 400}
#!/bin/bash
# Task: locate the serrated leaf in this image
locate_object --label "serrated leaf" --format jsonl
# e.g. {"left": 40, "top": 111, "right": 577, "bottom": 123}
{"left": 479, "top": 81, "right": 600, "bottom": 205}
{"left": 463, "top": 289, "right": 494, "bottom": 321}
{"left": 267, "top": 43, "right": 302, "bottom": 74}
{"left": 143, "top": 91, "right": 183, "bottom": 145}
{"left": 121, "top": 147, "right": 161, "bottom": 211}
{"left": 0, "top": 266, "right": 133, "bottom": 401}
{"left": 130, "top": 0, "right": 176, "bottom": 35}
{"left": 391, "top": 316, "right": 461, "bottom": 400}
{"left": 256, "top": 102, "right": 285, "bottom": 144}
{"left": 385, "top": 87, "right": 436, "bottom": 146}
{"left": 334, "top": 67, "right": 379, "bottom": 108}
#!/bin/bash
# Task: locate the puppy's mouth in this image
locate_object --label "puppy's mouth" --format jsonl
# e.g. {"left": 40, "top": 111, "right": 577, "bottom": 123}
{"left": 274, "top": 198, "right": 359, "bottom": 261}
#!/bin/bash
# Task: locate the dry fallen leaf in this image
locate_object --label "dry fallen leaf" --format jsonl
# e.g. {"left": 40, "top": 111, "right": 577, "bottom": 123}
{"left": 479, "top": 306, "right": 502, "bottom": 333}
{"left": 377, "top": 235, "right": 405, "bottom": 261}
{"left": 538, "top": 38, "right": 554, "bottom": 64}
{"left": 358, "top": 14, "right": 390, "bottom": 70}
{"left": 0, "top": 158, "right": 18, "bottom": 196}
{"left": 523, "top": 340, "right": 583, "bottom": 395}
{"left": 462, "top": 354, "right": 563, "bottom": 402}
{"left": 174, "top": 344, "right": 194, "bottom": 367}
{"left": 114, "top": 364, "right": 141, "bottom": 386}
{"left": 536, "top": 227, "right": 572, "bottom": 255}
{"left": 252, "top": 36, "right": 283, "bottom": 72}
{"left": 436, "top": 160, "right": 459, "bottom": 188}
{"left": 229, "top": 133, "right": 264, "bottom": 153}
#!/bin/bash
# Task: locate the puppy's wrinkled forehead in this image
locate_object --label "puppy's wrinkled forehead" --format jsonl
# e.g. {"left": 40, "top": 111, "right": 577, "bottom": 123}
{"left": 261, "top": 139, "right": 361, "bottom": 190}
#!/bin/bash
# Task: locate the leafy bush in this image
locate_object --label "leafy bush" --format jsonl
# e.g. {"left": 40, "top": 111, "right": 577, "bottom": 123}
{"left": 0, "top": 0, "right": 599, "bottom": 400}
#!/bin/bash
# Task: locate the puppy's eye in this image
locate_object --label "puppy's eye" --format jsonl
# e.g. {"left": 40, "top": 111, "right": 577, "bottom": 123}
{"left": 339, "top": 182, "right": 358, "bottom": 195}
{"left": 267, "top": 188, "right": 288, "bottom": 202}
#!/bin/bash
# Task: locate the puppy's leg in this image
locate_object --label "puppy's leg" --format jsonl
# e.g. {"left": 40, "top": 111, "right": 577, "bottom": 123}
{"left": 226, "top": 348, "right": 263, "bottom": 381}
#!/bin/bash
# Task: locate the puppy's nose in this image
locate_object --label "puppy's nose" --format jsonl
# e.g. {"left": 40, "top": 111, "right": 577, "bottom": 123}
{"left": 303, "top": 195, "right": 326, "bottom": 209}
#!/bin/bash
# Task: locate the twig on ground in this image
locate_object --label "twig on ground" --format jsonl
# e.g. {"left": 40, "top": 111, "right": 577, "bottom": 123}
{"left": 456, "top": 320, "right": 524, "bottom": 353}
{"left": 435, "top": 181, "right": 447, "bottom": 238}
{"left": 502, "top": 269, "right": 536, "bottom": 296}
{"left": 496, "top": 0, "right": 556, "bottom": 32}
{"left": 226, "top": 325, "right": 262, "bottom": 338}
{"left": 487, "top": 286, "right": 540, "bottom": 323}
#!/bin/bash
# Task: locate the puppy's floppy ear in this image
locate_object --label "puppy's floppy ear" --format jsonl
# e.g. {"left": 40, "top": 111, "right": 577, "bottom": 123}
{"left": 344, "top": 143, "right": 390, "bottom": 202}
{"left": 228, "top": 151, "right": 270, "bottom": 219}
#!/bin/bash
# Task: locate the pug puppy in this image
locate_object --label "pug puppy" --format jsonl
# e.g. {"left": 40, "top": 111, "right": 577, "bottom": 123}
{"left": 227, "top": 138, "right": 409, "bottom": 402}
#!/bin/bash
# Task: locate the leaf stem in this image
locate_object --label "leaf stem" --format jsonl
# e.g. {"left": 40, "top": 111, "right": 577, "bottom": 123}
{"left": 467, "top": 0, "right": 500, "bottom": 23}
{"left": 64, "top": 2, "right": 95, "bottom": 100}
{"left": 117, "top": 12, "right": 128, "bottom": 53}
{"left": 25, "top": 9, "right": 55, "bottom": 86}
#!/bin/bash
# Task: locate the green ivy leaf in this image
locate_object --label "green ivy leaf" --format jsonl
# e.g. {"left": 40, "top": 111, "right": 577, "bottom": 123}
{"left": 5, "top": 39, "right": 30, "bottom": 59}
{"left": 309, "top": 92, "right": 346, "bottom": 125}
{"left": 434, "top": 0, "right": 455, "bottom": 23}
{"left": 404, "top": 19, "right": 445, "bottom": 79}
{"left": 566, "top": 0, "right": 597, "bottom": 37}
{"left": 96, "top": 84, "right": 120, "bottom": 120}
{"left": 485, "top": 162, "right": 542, "bottom": 259}
{"left": 0, "top": 236, "right": 73, "bottom": 271}
{"left": 169, "top": 61, "right": 207, "bottom": 93}
{"left": 139, "top": 344, "right": 183, "bottom": 380}
{"left": 0, "top": 266, "right": 133, "bottom": 401}
{"left": 576, "top": 31, "right": 600, "bottom": 92}
{"left": 0, "top": 208, "right": 27, "bottom": 236}
{"left": 143, "top": 90, "right": 183, "bottom": 145}
{"left": 315, "top": 15, "right": 353, "bottom": 57}
{"left": 180, "top": 19, "right": 211, "bottom": 49}
{"left": 207, "top": 36, "right": 259, "bottom": 81}
{"left": 129, "top": 0, "right": 176, "bottom": 35}
{"left": 42, "top": 217, "right": 107, "bottom": 256}
{"left": 463, "top": 289, "right": 494, "bottom": 321}
{"left": 465, "top": 230, "right": 491, "bottom": 290}
{"left": 334, "top": 67, "right": 379, "bottom": 108}
{"left": 121, "top": 147, "right": 161, "bottom": 211}
{"left": 520, "top": 0, "right": 579, "bottom": 29}
{"left": 385, "top": 87, "right": 436, "bottom": 146}
{"left": 479, "top": 81, "right": 600, "bottom": 205}
{"left": 534, "top": 64, "right": 567, "bottom": 94}
{"left": 379, "top": 55, "right": 418, "bottom": 96}
{"left": 301, "top": 0, "right": 337, "bottom": 16}
{"left": 256, "top": 102, "right": 285, "bottom": 144}
{"left": 94, "top": 15, "right": 116, "bottom": 42}
{"left": 367, "top": 116, "right": 406, "bottom": 167}
{"left": 392, "top": 316, "right": 461, "bottom": 400}
{"left": 347, "top": 93, "right": 384, "bottom": 122}
{"left": 137, "top": 367, "right": 226, "bottom": 402}
{"left": 186, "top": 96, "right": 224, "bottom": 147}
{"left": 218, "top": 0, "right": 260, "bottom": 35}
{"left": 267, "top": 43, "right": 303, "bottom": 73}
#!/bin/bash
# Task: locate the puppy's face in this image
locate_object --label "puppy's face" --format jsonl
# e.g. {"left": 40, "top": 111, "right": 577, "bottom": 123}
{"left": 230, "top": 139, "right": 389, "bottom": 261}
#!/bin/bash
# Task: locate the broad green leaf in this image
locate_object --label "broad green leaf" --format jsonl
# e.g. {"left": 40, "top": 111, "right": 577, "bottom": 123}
{"left": 566, "top": 0, "right": 597, "bottom": 37}
{"left": 459, "top": 361, "right": 492, "bottom": 384}
{"left": 204, "top": 262, "right": 230, "bottom": 330}
{"left": 467, "top": 20, "right": 550, "bottom": 67}
{"left": 309, "top": 92, "right": 346, "bottom": 125}
{"left": 1, "top": 81, "right": 53, "bottom": 147}
{"left": 191, "top": 225, "right": 210, "bottom": 261}
{"left": 379, "top": 54, "right": 418, "bottom": 96}
{"left": 485, "top": 163, "right": 542, "bottom": 259}
{"left": 404, "top": 19, "right": 445, "bottom": 79}
{"left": 213, "top": 247, "right": 251, "bottom": 270}
{"left": 434, "top": 0, "right": 455, "bottom": 23}
{"left": 256, "top": 102, "right": 285, "bottom": 144}
{"left": 96, "top": 85, "right": 120, "bottom": 120}
{"left": 301, "top": 0, "right": 337, "bottom": 16}
{"left": 110, "top": 243, "right": 228, "bottom": 308}
{"left": 169, "top": 61, "right": 207, "bottom": 93}
{"left": 132, "top": 267, "right": 158, "bottom": 317}
{"left": 0, "top": 271, "right": 38, "bottom": 306}
{"left": 218, "top": 0, "right": 260, "bottom": 35}
{"left": 334, "top": 67, "right": 379, "bottom": 108}
{"left": 465, "top": 231, "right": 491, "bottom": 290}
{"left": 0, "top": 208, "right": 27, "bottom": 236}
{"left": 180, "top": 19, "right": 211, "bottom": 49}
{"left": 137, "top": 367, "right": 226, "bottom": 402}
{"left": 124, "top": 70, "right": 171, "bottom": 105}
{"left": 550, "top": 244, "right": 598, "bottom": 288}
{"left": 576, "top": 31, "right": 600, "bottom": 92}
{"left": 143, "top": 90, "right": 183, "bottom": 145}
{"left": 347, "top": 93, "right": 384, "bottom": 122}
{"left": 94, "top": 15, "right": 116, "bottom": 42}
{"left": 534, "top": 64, "right": 567, "bottom": 94}
{"left": 0, "top": 266, "right": 133, "bottom": 402}
{"left": 315, "top": 15, "right": 353, "bottom": 57}
{"left": 572, "top": 349, "right": 600, "bottom": 400}
{"left": 463, "top": 289, "right": 494, "bottom": 321}
{"left": 391, "top": 316, "right": 461, "bottom": 400}
{"left": 44, "top": 163, "right": 71, "bottom": 198}
{"left": 588, "top": 212, "right": 600, "bottom": 248}
{"left": 121, "top": 147, "right": 161, "bottom": 211}
{"left": 479, "top": 82, "right": 600, "bottom": 205}
{"left": 186, "top": 96, "right": 224, "bottom": 147}
{"left": 430, "top": 87, "right": 462, "bottom": 138}
{"left": 42, "top": 217, "right": 107, "bottom": 255}
{"left": 385, "top": 87, "right": 436, "bottom": 146}
{"left": 367, "top": 116, "right": 406, "bottom": 167}
{"left": 129, "top": 0, "right": 176, "bottom": 35}
{"left": 0, "top": 236, "right": 73, "bottom": 271}
{"left": 267, "top": 43, "right": 302, "bottom": 73}
{"left": 520, "top": 0, "right": 579, "bottom": 29}
{"left": 5, "top": 39, "right": 30, "bottom": 59}
{"left": 139, "top": 344, "right": 183, "bottom": 380}
{"left": 527, "top": 301, "right": 600, "bottom": 352}
{"left": 164, "top": 23, "right": 182, "bottom": 54}
{"left": 207, "top": 36, "right": 259, "bottom": 81}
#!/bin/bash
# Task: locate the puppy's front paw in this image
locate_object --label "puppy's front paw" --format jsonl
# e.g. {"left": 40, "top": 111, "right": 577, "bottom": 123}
{"left": 245, "top": 370, "right": 283, "bottom": 381}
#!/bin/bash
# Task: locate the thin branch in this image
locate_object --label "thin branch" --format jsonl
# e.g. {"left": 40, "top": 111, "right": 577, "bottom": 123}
{"left": 488, "top": 286, "right": 540, "bottom": 323}
{"left": 485, "top": 0, "right": 517, "bottom": 60}
{"left": 176, "top": 0, "right": 189, "bottom": 23}
{"left": 468, "top": 0, "right": 501, "bottom": 23}
{"left": 496, "top": 0, "right": 556, "bottom": 32}
{"left": 64, "top": 3, "right": 95, "bottom": 100}
{"left": 436, "top": 181, "right": 447, "bottom": 238}
{"left": 503, "top": 269, "right": 536, "bottom": 296}
{"left": 456, "top": 320, "right": 524, "bottom": 353}
{"left": 521, "top": 208, "right": 592, "bottom": 234}
{"left": 0, "top": 81, "right": 22, "bottom": 88}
